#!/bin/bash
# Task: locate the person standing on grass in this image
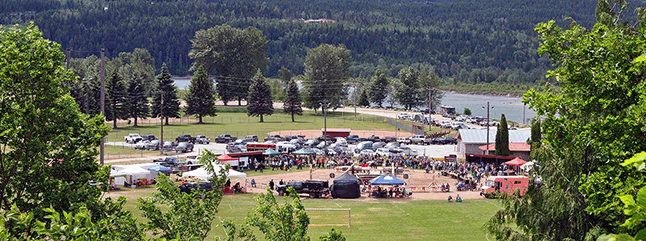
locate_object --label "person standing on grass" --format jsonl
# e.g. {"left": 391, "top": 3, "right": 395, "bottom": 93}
{"left": 269, "top": 179, "right": 274, "bottom": 190}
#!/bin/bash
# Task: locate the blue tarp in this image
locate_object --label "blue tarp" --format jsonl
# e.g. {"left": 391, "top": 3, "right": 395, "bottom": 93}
{"left": 368, "top": 175, "right": 406, "bottom": 185}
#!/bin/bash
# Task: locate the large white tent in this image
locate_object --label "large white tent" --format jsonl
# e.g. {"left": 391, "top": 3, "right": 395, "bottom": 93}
{"left": 111, "top": 165, "right": 151, "bottom": 187}
{"left": 182, "top": 164, "right": 247, "bottom": 180}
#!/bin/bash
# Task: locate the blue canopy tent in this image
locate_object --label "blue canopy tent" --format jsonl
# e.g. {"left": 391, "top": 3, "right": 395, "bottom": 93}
{"left": 369, "top": 175, "right": 406, "bottom": 186}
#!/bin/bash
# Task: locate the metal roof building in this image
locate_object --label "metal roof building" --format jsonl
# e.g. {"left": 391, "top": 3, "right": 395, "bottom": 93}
{"left": 456, "top": 129, "right": 531, "bottom": 157}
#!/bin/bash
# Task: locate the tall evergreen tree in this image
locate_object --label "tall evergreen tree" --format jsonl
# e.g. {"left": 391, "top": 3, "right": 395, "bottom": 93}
{"left": 494, "top": 114, "right": 510, "bottom": 156}
{"left": 303, "top": 44, "right": 350, "bottom": 113}
{"left": 283, "top": 79, "right": 302, "bottom": 122}
{"left": 126, "top": 73, "right": 149, "bottom": 127}
{"left": 394, "top": 67, "right": 422, "bottom": 110}
{"left": 247, "top": 69, "right": 274, "bottom": 122}
{"left": 151, "top": 63, "right": 181, "bottom": 125}
{"left": 358, "top": 89, "right": 370, "bottom": 107}
{"left": 185, "top": 66, "right": 216, "bottom": 124}
{"left": 529, "top": 117, "right": 541, "bottom": 148}
{"left": 105, "top": 70, "right": 128, "bottom": 128}
{"left": 368, "top": 69, "right": 388, "bottom": 107}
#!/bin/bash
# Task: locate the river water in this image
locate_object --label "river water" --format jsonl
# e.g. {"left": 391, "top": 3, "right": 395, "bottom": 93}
{"left": 173, "top": 78, "right": 536, "bottom": 124}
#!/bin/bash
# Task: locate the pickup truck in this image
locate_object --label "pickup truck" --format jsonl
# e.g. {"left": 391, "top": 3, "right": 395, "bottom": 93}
{"left": 195, "top": 135, "right": 211, "bottom": 144}
{"left": 176, "top": 134, "right": 196, "bottom": 144}
{"left": 345, "top": 135, "right": 361, "bottom": 144}
{"left": 214, "top": 134, "right": 237, "bottom": 143}
{"left": 153, "top": 156, "right": 184, "bottom": 166}
{"left": 410, "top": 135, "right": 427, "bottom": 145}
{"left": 276, "top": 180, "right": 329, "bottom": 198}
{"left": 124, "top": 133, "right": 143, "bottom": 144}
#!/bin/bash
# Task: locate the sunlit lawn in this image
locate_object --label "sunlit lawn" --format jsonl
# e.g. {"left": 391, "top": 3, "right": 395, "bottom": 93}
{"left": 111, "top": 173, "right": 501, "bottom": 241}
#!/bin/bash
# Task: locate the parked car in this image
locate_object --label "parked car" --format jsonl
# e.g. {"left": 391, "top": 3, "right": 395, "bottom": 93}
{"left": 215, "top": 134, "right": 237, "bottom": 143}
{"left": 359, "top": 149, "right": 375, "bottom": 156}
{"left": 141, "top": 134, "right": 156, "bottom": 141}
{"left": 185, "top": 156, "right": 202, "bottom": 165}
{"left": 355, "top": 141, "right": 373, "bottom": 153}
{"left": 430, "top": 138, "right": 444, "bottom": 145}
{"left": 384, "top": 142, "right": 400, "bottom": 150}
{"left": 175, "top": 142, "right": 194, "bottom": 153}
{"left": 397, "top": 113, "right": 410, "bottom": 120}
{"left": 175, "top": 134, "right": 196, "bottom": 144}
{"left": 195, "top": 135, "right": 211, "bottom": 144}
{"left": 316, "top": 135, "right": 332, "bottom": 142}
{"left": 382, "top": 136, "right": 397, "bottom": 143}
{"left": 367, "top": 135, "right": 381, "bottom": 142}
{"left": 146, "top": 140, "right": 162, "bottom": 150}
{"left": 124, "top": 133, "right": 142, "bottom": 144}
{"left": 275, "top": 180, "right": 329, "bottom": 198}
{"left": 243, "top": 135, "right": 259, "bottom": 142}
{"left": 283, "top": 135, "right": 297, "bottom": 141}
{"left": 179, "top": 181, "right": 213, "bottom": 195}
{"left": 153, "top": 156, "right": 183, "bottom": 166}
{"left": 162, "top": 141, "right": 177, "bottom": 151}
{"left": 304, "top": 139, "right": 320, "bottom": 148}
{"left": 375, "top": 148, "right": 392, "bottom": 157}
{"left": 316, "top": 141, "right": 333, "bottom": 149}
{"left": 371, "top": 142, "right": 387, "bottom": 150}
{"left": 134, "top": 140, "right": 150, "bottom": 149}
{"left": 396, "top": 146, "right": 418, "bottom": 156}
{"left": 443, "top": 136, "right": 458, "bottom": 145}
{"left": 264, "top": 134, "right": 282, "bottom": 142}
{"left": 397, "top": 137, "right": 411, "bottom": 144}
{"left": 345, "top": 135, "right": 361, "bottom": 144}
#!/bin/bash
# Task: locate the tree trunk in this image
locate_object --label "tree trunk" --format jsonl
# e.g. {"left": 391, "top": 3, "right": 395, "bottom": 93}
{"left": 134, "top": 117, "right": 138, "bottom": 127}
{"left": 260, "top": 114, "right": 264, "bottom": 122}
{"left": 165, "top": 116, "right": 169, "bottom": 126}
{"left": 199, "top": 115, "right": 203, "bottom": 124}
{"left": 113, "top": 119, "right": 117, "bottom": 129}
{"left": 223, "top": 101, "right": 228, "bottom": 106}
{"left": 291, "top": 112, "right": 295, "bottom": 122}
{"left": 238, "top": 98, "right": 242, "bottom": 106}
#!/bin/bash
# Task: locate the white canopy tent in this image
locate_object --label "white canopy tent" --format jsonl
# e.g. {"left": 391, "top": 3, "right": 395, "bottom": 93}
{"left": 182, "top": 164, "right": 247, "bottom": 180}
{"left": 111, "top": 165, "right": 151, "bottom": 187}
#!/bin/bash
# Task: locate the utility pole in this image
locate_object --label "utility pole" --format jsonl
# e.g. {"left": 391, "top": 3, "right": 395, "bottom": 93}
{"left": 428, "top": 87, "right": 432, "bottom": 135}
{"left": 523, "top": 103, "right": 526, "bottom": 125}
{"left": 100, "top": 48, "right": 105, "bottom": 165}
{"left": 160, "top": 91, "right": 164, "bottom": 155}
{"left": 485, "top": 102, "right": 490, "bottom": 155}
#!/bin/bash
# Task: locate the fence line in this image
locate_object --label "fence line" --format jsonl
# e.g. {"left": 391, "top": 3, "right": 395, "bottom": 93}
{"left": 386, "top": 119, "right": 426, "bottom": 135}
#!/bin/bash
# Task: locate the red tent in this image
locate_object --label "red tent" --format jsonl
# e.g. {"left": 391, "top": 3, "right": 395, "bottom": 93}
{"left": 504, "top": 157, "right": 527, "bottom": 167}
{"left": 217, "top": 153, "right": 239, "bottom": 162}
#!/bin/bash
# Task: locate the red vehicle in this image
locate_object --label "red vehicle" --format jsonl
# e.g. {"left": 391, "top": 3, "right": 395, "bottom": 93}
{"left": 246, "top": 142, "right": 276, "bottom": 152}
{"left": 480, "top": 176, "right": 529, "bottom": 198}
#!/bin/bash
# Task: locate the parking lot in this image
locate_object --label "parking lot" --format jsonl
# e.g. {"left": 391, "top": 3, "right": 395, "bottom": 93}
{"left": 105, "top": 141, "right": 456, "bottom": 158}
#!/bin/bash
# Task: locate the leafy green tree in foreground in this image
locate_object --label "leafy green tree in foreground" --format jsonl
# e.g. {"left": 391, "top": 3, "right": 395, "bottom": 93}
{"left": 494, "top": 114, "right": 509, "bottom": 156}
{"left": 186, "top": 65, "right": 217, "bottom": 124}
{"left": 485, "top": 4, "right": 646, "bottom": 239}
{"left": 0, "top": 24, "right": 143, "bottom": 240}
{"left": 463, "top": 108, "right": 472, "bottom": 116}
{"left": 138, "top": 150, "right": 227, "bottom": 240}
{"left": 247, "top": 69, "right": 274, "bottom": 122}
{"left": 151, "top": 63, "right": 181, "bottom": 125}
{"left": 283, "top": 79, "right": 303, "bottom": 122}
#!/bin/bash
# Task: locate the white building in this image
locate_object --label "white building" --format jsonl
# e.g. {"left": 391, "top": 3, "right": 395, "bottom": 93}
{"left": 456, "top": 128, "right": 531, "bottom": 157}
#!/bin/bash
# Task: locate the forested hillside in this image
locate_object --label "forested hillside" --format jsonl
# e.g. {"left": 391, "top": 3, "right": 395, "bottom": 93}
{"left": 0, "top": 0, "right": 619, "bottom": 84}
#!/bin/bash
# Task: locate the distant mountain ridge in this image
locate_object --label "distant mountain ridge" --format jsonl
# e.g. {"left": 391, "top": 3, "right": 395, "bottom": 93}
{"left": 1, "top": 0, "right": 634, "bottom": 85}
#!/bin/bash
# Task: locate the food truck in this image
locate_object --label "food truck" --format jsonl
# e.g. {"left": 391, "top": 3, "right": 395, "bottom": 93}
{"left": 480, "top": 176, "right": 529, "bottom": 198}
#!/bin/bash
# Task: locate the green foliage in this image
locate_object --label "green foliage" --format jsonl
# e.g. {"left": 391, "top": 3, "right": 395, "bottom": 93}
{"left": 106, "top": 70, "right": 129, "bottom": 128}
{"left": 186, "top": 65, "right": 217, "bottom": 124}
{"left": 138, "top": 150, "right": 227, "bottom": 241}
{"left": 151, "top": 63, "right": 182, "bottom": 125}
{"left": 247, "top": 69, "right": 275, "bottom": 122}
{"left": 463, "top": 108, "right": 472, "bottom": 116}
{"left": 394, "top": 67, "right": 422, "bottom": 110}
{"left": 115, "top": 48, "right": 156, "bottom": 93}
{"left": 368, "top": 69, "right": 388, "bottom": 107}
{"left": 283, "top": 79, "right": 303, "bottom": 122}
{"left": 126, "top": 73, "right": 150, "bottom": 127}
{"left": 529, "top": 117, "right": 541, "bottom": 148}
{"left": 358, "top": 89, "right": 370, "bottom": 107}
{"left": 222, "top": 187, "right": 311, "bottom": 241}
{"left": 189, "top": 24, "right": 268, "bottom": 104}
{"left": 487, "top": 7, "right": 646, "bottom": 240}
{"left": 303, "top": 44, "right": 350, "bottom": 112}
{"left": 317, "top": 228, "right": 346, "bottom": 241}
{"left": 495, "top": 114, "right": 510, "bottom": 156}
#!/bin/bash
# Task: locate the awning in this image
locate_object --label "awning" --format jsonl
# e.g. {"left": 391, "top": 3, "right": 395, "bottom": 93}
{"left": 218, "top": 153, "right": 239, "bottom": 162}
{"left": 504, "top": 157, "right": 528, "bottom": 166}
{"left": 263, "top": 148, "right": 282, "bottom": 156}
{"left": 368, "top": 175, "right": 406, "bottom": 185}
{"left": 182, "top": 164, "right": 247, "bottom": 180}
{"left": 147, "top": 165, "right": 172, "bottom": 172}
{"left": 293, "top": 148, "right": 316, "bottom": 155}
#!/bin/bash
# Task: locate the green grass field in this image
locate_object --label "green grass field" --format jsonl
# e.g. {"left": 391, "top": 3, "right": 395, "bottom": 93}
{"left": 111, "top": 178, "right": 501, "bottom": 241}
